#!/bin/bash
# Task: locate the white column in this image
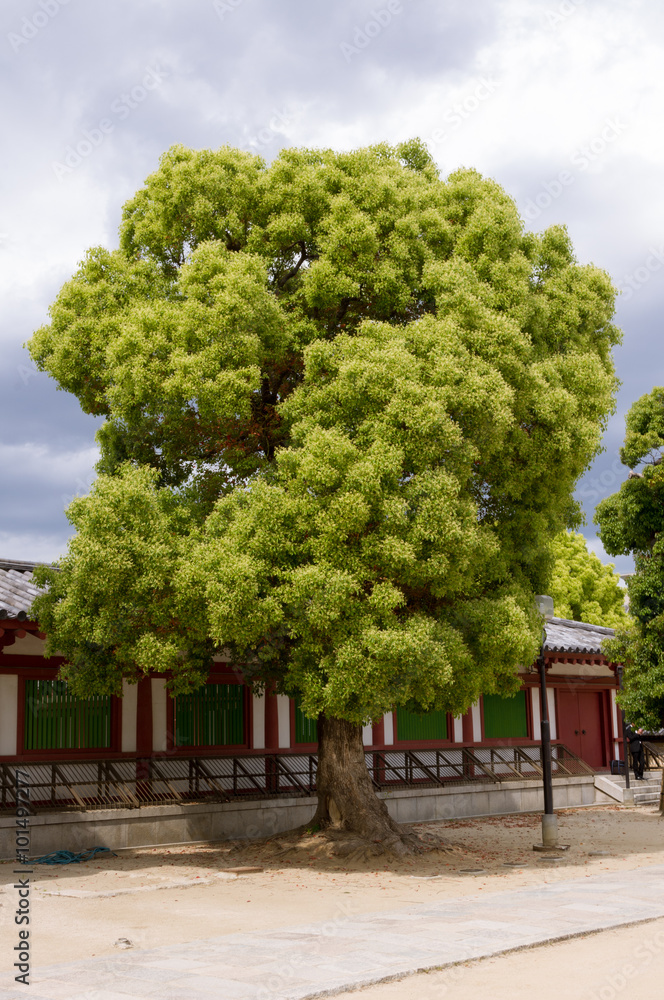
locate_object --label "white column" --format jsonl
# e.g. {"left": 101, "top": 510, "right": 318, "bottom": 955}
{"left": 471, "top": 700, "right": 482, "bottom": 742}
{"left": 362, "top": 724, "right": 372, "bottom": 746}
{"left": 151, "top": 678, "right": 168, "bottom": 752}
{"left": 0, "top": 675, "right": 18, "bottom": 755}
{"left": 611, "top": 689, "right": 621, "bottom": 759}
{"left": 547, "top": 688, "right": 557, "bottom": 740}
{"left": 277, "top": 694, "right": 291, "bottom": 748}
{"left": 453, "top": 715, "right": 463, "bottom": 743}
{"left": 531, "top": 687, "right": 541, "bottom": 741}
{"left": 121, "top": 680, "right": 137, "bottom": 752}
{"left": 253, "top": 692, "right": 266, "bottom": 750}
{"left": 383, "top": 711, "right": 394, "bottom": 745}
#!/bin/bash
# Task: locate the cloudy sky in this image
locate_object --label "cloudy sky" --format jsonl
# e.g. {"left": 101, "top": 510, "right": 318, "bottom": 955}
{"left": 2, "top": 0, "right": 662, "bottom": 574}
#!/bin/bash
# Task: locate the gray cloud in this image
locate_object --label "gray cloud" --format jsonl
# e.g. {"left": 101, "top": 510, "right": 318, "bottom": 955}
{"left": 2, "top": 0, "right": 662, "bottom": 572}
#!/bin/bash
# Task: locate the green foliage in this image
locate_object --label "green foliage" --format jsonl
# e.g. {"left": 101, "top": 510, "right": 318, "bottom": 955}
{"left": 596, "top": 388, "right": 664, "bottom": 727}
{"left": 32, "top": 466, "right": 212, "bottom": 696}
{"left": 28, "top": 142, "right": 620, "bottom": 712}
{"left": 547, "top": 530, "right": 629, "bottom": 628}
{"left": 620, "top": 386, "right": 664, "bottom": 469}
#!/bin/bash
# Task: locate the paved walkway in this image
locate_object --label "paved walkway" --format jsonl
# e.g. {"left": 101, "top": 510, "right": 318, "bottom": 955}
{"left": 2, "top": 865, "right": 664, "bottom": 1000}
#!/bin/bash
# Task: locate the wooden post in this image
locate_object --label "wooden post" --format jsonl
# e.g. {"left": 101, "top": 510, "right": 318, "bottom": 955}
{"left": 264, "top": 685, "right": 279, "bottom": 793}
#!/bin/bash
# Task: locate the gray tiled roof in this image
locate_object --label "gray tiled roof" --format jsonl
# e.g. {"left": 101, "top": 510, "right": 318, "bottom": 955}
{"left": 0, "top": 559, "right": 616, "bottom": 656}
{"left": 0, "top": 560, "right": 42, "bottom": 620}
{"left": 544, "top": 617, "right": 614, "bottom": 655}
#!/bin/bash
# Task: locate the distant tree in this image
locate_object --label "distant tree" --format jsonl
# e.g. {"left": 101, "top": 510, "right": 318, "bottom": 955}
{"left": 30, "top": 141, "right": 620, "bottom": 852}
{"left": 596, "top": 387, "right": 664, "bottom": 728}
{"left": 548, "top": 530, "right": 629, "bottom": 628}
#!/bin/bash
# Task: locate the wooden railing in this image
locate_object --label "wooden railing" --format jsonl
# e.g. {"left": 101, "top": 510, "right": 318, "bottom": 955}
{"left": 0, "top": 743, "right": 594, "bottom": 814}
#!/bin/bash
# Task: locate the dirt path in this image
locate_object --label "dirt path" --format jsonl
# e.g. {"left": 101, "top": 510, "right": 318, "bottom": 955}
{"left": 332, "top": 918, "right": 664, "bottom": 1000}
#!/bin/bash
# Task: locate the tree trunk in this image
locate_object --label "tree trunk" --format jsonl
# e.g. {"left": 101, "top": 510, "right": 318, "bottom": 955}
{"left": 311, "top": 715, "right": 413, "bottom": 854}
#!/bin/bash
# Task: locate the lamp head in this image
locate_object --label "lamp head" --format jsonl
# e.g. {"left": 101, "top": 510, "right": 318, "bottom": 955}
{"left": 535, "top": 595, "right": 554, "bottom": 620}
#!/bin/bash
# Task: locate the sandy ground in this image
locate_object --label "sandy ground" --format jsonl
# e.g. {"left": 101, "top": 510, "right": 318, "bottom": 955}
{"left": 333, "top": 918, "right": 664, "bottom": 1000}
{"left": 1, "top": 804, "right": 663, "bottom": 979}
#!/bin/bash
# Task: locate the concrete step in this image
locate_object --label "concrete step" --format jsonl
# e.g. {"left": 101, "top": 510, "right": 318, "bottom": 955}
{"left": 595, "top": 772, "right": 661, "bottom": 804}
{"left": 605, "top": 776, "right": 661, "bottom": 789}
{"left": 635, "top": 794, "right": 660, "bottom": 806}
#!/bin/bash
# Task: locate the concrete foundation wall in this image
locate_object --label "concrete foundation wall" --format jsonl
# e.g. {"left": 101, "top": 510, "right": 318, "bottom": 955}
{"left": 0, "top": 776, "right": 607, "bottom": 859}
{"left": 385, "top": 775, "right": 604, "bottom": 824}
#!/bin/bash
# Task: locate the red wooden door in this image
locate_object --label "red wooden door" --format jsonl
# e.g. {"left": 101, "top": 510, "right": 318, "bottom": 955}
{"left": 578, "top": 691, "right": 605, "bottom": 769}
{"left": 557, "top": 689, "right": 582, "bottom": 757}
{"left": 557, "top": 689, "right": 605, "bottom": 769}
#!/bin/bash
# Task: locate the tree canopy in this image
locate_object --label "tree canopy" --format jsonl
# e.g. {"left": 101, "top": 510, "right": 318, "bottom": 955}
{"left": 596, "top": 387, "right": 664, "bottom": 727}
{"left": 29, "top": 140, "right": 621, "bottom": 729}
{"left": 547, "top": 530, "right": 629, "bottom": 629}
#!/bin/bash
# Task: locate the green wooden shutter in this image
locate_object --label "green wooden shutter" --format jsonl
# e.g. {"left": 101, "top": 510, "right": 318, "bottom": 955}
{"left": 482, "top": 691, "right": 528, "bottom": 739}
{"left": 24, "top": 680, "right": 111, "bottom": 750}
{"left": 396, "top": 707, "right": 447, "bottom": 741}
{"left": 174, "top": 684, "right": 244, "bottom": 747}
{"left": 294, "top": 697, "right": 318, "bottom": 744}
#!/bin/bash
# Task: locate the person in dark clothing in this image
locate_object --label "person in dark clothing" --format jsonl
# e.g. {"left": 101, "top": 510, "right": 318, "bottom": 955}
{"left": 625, "top": 723, "right": 645, "bottom": 779}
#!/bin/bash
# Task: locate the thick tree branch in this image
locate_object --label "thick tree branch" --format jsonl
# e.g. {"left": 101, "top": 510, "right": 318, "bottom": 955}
{"left": 277, "top": 241, "right": 308, "bottom": 288}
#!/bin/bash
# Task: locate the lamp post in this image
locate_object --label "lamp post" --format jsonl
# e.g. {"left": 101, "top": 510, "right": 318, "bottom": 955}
{"left": 534, "top": 595, "right": 559, "bottom": 850}
{"left": 616, "top": 665, "right": 630, "bottom": 791}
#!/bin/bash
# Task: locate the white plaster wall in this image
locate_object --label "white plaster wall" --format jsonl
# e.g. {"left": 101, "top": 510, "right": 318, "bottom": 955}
{"left": 383, "top": 712, "right": 394, "bottom": 745}
{"left": 1, "top": 634, "right": 47, "bottom": 656}
{"left": 548, "top": 661, "right": 614, "bottom": 678}
{"left": 277, "top": 694, "right": 290, "bottom": 748}
{"left": 0, "top": 675, "right": 18, "bottom": 755}
{"left": 547, "top": 688, "right": 557, "bottom": 740}
{"left": 362, "top": 724, "right": 372, "bottom": 746}
{"left": 253, "top": 693, "right": 266, "bottom": 750}
{"left": 151, "top": 679, "right": 168, "bottom": 753}
{"left": 471, "top": 701, "right": 481, "bottom": 742}
{"left": 611, "top": 689, "right": 621, "bottom": 758}
{"left": 453, "top": 716, "right": 463, "bottom": 743}
{"left": 531, "top": 687, "right": 541, "bottom": 741}
{"left": 121, "top": 680, "right": 138, "bottom": 753}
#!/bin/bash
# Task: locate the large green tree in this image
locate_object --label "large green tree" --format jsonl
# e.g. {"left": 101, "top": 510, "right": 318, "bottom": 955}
{"left": 548, "top": 530, "right": 629, "bottom": 629}
{"left": 29, "top": 141, "right": 620, "bottom": 851}
{"left": 596, "top": 387, "right": 664, "bottom": 728}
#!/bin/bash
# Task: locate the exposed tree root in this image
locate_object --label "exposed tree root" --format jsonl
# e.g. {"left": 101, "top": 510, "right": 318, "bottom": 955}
{"left": 231, "top": 824, "right": 461, "bottom": 863}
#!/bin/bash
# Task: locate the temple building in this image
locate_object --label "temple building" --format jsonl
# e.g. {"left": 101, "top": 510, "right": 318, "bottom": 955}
{"left": 0, "top": 558, "right": 627, "bottom": 855}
